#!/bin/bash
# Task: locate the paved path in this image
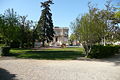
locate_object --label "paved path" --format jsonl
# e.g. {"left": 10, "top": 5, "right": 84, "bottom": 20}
{"left": 0, "top": 58, "right": 120, "bottom": 80}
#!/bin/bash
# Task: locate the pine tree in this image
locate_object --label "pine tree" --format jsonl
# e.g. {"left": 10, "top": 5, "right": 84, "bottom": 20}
{"left": 36, "top": 0, "right": 54, "bottom": 47}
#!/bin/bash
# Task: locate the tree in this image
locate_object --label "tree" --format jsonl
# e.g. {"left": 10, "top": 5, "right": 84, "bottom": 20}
{"left": 71, "top": 1, "right": 118, "bottom": 56}
{"left": 102, "top": 1, "right": 120, "bottom": 42}
{"left": 19, "top": 16, "right": 27, "bottom": 48}
{"left": 111, "top": 11, "right": 120, "bottom": 41}
{"left": 36, "top": 0, "right": 54, "bottom": 47}
{"left": 0, "top": 9, "right": 20, "bottom": 46}
{"left": 0, "top": 8, "right": 37, "bottom": 48}
{"left": 112, "top": 11, "right": 120, "bottom": 25}
{"left": 101, "top": 0, "right": 115, "bottom": 45}
{"left": 19, "top": 16, "right": 35, "bottom": 48}
{"left": 71, "top": 4, "right": 107, "bottom": 56}
{"left": 69, "top": 33, "right": 78, "bottom": 46}
{"left": 0, "top": 15, "right": 5, "bottom": 44}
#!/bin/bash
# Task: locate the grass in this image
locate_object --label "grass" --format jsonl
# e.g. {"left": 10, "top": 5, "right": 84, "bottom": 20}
{"left": 10, "top": 47, "right": 84, "bottom": 60}
{"left": 0, "top": 44, "right": 5, "bottom": 47}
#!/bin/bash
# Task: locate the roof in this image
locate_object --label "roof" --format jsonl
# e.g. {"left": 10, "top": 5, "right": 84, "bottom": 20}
{"left": 54, "top": 26, "right": 69, "bottom": 30}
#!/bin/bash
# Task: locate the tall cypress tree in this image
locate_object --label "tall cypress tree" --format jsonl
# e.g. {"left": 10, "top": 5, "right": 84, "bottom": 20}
{"left": 36, "top": 0, "right": 54, "bottom": 47}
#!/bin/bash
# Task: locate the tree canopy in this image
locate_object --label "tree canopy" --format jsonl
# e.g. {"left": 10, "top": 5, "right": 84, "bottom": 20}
{"left": 0, "top": 9, "right": 35, "bottom": 48}
{"left": 70, "top": 1, "right": 119, "bottom": 56}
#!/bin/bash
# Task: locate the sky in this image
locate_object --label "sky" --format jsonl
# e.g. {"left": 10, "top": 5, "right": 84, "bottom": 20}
{"left": 0, "top": 0, "right": 119, "bottom": 34}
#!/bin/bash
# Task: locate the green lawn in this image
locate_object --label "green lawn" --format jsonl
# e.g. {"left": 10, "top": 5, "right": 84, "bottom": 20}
{"left": 10, "top": 48, "right": 84, "bottom": 60}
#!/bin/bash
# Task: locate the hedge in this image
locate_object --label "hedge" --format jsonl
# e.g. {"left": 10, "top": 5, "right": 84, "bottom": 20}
{"left": 0, "top": 46, "right": 11, "bottom": 56}
{"left": 88, "top": 45, "right": 120, "bottom": 58}
{"left": 10, "top": 41, "right": 20, "bottom": 48}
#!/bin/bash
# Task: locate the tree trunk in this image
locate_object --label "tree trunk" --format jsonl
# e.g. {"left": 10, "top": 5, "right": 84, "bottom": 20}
{"left": 42, "top": 40, "right": 45, "bottom": 47}
{"left": 32, "top": 41, "right": 35, "bottom": 48}
{"left": 5, "top": 40, "right": 11, "bottom": 46}
{"left": 20, "top": 41, "right": 24, "bottom": 48}
{"left": 103, "top": 36, "right": 106, "bottom": 46}
{"left": 82, "top": 43, "right": 91, "bottom": 57}
{"left": 5, "top": 40, "right": 9, "bottom": 46}
{"left": 82, "top": 43, "right": 89, "bottom": 57}
{"left": 101, "top": 37, "right": 106, "bottom": 46}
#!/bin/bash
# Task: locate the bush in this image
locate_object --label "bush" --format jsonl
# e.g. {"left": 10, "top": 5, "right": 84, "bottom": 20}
{"left": 0, "top": 44, "right": 5, "bottom": 47}
{"left": 10, "top": 41, "right": 20, "bottom": 48}
{"left": 113, "top": 45, "right": 120, "bottom": 54}
{"left": 0, "top": 46, "right": 11, "bottom": 56}
{"left": 88, "top": 45, "right": 120, "bottom": 58}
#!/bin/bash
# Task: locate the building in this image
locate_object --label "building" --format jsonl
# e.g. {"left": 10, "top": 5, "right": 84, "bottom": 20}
{"left": 50, "top": 27, "right": 69, "bottom": 46}
{"left": 34, "top": 26, "right": 69, "bottom": 47}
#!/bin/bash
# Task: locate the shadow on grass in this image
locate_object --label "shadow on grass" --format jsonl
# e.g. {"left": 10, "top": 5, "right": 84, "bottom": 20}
{"left": 0, "top": 68, "right": 16, "bottom": 80}
{"left": 11, "top": 48, "right": 32, "bottom": 50}
{"left": 11, "top": 51, "right": 84, "bottom": 60}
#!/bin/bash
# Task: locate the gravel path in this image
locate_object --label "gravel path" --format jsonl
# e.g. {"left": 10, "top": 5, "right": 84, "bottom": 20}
{"left": 0, "top": 59, "right": 120, "bottom": 80}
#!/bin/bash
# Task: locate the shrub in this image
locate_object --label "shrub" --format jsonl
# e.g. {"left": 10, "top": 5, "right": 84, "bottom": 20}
{"left": 113, "top": 45, "right": 120, "bottom": 54}
{"left": 88, "top": 45, "right": 120, "bottom": 58}
{"left": 0, "top": 44, "right": 5, "bottom": 47}
{"left": 10, "top": 41, "right": 20, "bottom": 48}
{"left": 0, "top": 46, "right": 11, "bottom": 56}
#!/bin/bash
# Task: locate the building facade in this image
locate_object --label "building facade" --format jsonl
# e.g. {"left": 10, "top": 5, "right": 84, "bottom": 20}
{"left": 34, "top": 27, "right": 69, "bottom": 47}
{"left": 50, "top": 27, "right": 69, "bottom": 46}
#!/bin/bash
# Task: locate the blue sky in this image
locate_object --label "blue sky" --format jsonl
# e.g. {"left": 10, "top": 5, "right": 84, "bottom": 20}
{"left": 0, "top": 0, "right": 119, "bottom": 29}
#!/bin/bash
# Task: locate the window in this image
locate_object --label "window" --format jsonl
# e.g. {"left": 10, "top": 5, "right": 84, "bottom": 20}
{"left": 56, "top": 37, "right": 58, "bottom": 42}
